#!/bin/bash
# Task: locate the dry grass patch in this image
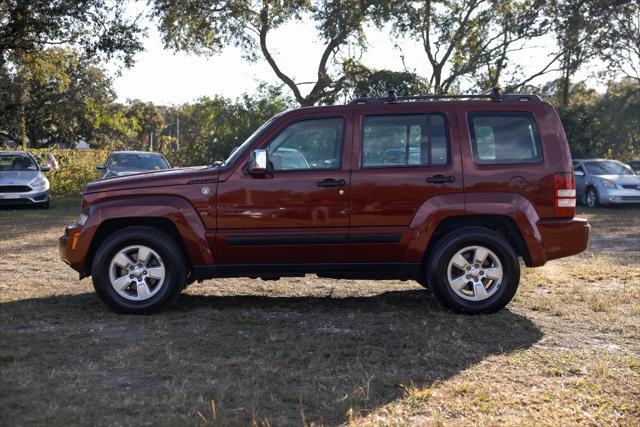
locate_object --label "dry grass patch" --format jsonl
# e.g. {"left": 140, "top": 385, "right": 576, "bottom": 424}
{"left": 1, "top": 201, "right": 639, "bottom": 426}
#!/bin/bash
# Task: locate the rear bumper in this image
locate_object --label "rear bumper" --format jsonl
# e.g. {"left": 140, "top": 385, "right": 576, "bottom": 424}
{"left": 535, "top": 217, "right": 590, "bottom": 264}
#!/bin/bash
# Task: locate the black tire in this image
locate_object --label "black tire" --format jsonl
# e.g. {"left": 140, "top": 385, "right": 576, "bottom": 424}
{"left": 91, "top": 226, "right": 186, "bottom": 314}
{"left": 585, "top": 187, "right": 599, "bottom": 208}
{"left": 426, "top": 227, "right": 520, "bottom": 314}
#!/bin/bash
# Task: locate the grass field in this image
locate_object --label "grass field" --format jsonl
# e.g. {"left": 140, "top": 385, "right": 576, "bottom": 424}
{"left": 1, "top": 197, "right": 638, "bottom": 426}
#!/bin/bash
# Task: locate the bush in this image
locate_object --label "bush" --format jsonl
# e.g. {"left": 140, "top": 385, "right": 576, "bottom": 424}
{"left": 27, "top": 148, "right": 109, "bottom": 195}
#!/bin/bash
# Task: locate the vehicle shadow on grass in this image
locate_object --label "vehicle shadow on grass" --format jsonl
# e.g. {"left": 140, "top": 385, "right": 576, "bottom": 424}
{"left": 0, "top": 289, "right": 542, "bottom": 426}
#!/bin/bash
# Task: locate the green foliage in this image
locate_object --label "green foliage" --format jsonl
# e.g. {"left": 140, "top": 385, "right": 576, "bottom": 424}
{"left": 0, "top": 0, "right": 143, "bottom": 66}
{"left": 541, "top": 79, "right": 640, "bottom": 159}
{"left": 27, "top": 148, "right": 109, "bottom": 195}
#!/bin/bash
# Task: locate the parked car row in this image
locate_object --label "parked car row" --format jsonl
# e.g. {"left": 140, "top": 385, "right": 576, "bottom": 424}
{"left": 573, "top": 159, "right": 640, "bottom": 207}
{"left": 0, "top": 150, "right": 172, "bottom": 208}
{"left": 2, "top": 149, "right": 639, "bottom": 210}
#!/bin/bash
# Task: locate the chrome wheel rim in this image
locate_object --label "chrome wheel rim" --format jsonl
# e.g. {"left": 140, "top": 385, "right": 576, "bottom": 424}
{"left": 586, "top": 190, "right": 597, "bottom": 207}
{"left": 109, "top": 245, "right": 165, "bottom": 301}
{"left": 447, "top": 245, "right": 503, "bottom": 301}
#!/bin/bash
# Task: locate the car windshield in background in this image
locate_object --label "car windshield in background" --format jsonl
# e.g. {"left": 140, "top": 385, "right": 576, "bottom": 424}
{"left": 0, "top": 154, "right": 38, "bottom": 171}
{"left": 585, "top": 160, "right": 635, "bottom": 176}
{"left": 109, "top": 154, "right": 170, "bottom": 171}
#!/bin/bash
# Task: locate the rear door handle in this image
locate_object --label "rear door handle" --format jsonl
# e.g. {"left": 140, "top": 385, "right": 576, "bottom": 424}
{"left": 316, "top": 178, "right": 345, "bottom": 188}
{"left": 426, "top": 174, "right": 456, "bottom": 184}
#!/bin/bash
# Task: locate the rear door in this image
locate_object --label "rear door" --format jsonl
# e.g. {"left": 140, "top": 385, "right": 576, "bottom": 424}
{"left": 349, "top": 106, "right": 464, "bottom": 262}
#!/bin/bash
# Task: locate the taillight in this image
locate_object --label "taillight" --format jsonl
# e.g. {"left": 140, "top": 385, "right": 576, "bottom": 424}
{"left": 554, "top": 173, "right": 576, "bottom": 217}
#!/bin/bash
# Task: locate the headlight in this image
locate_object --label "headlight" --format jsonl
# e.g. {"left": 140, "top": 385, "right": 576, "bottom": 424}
{"left": 599, "top": 179, "right": 616, "bottom": 189}
{"left": 29, "top": 176, "right": 48, "bottom": 188}
{"left": 77, "top": 214, "right": 88, "bottom": 226}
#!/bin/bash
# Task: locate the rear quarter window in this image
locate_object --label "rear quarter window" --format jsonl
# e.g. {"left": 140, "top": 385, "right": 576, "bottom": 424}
{"left": 468, "top": 112, "right": 543, "bottom": 164}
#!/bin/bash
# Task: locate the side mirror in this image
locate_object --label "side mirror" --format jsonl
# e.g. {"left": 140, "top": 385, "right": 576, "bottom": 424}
{"left": 96, "top": 163, "right": 106, "bottom": 170}
{"left": 247, "top": 149, "right": 269, "bottom": 175}
{"left": 573, "top": 170, "right": 585, "bottom": 177}
{"left": 40, "top": 165, "right": 50, "bottom": 172}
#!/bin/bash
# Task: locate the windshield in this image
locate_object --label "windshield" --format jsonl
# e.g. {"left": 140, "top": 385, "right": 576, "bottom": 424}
{"left": 108, "top": 154, "right": 171, "bottom": 171}
{"left": 223, "top": 114, "right": 282, "bottom": 166}
{"left": 0, "top": 154, "right": 38, "bottom": 171}
{"left": 585, "top": 160, "right": 635, "bottom": 176}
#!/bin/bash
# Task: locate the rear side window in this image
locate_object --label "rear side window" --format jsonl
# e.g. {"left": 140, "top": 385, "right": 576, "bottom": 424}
{"left": 468, "top": 112, "right": 542, "bottom": 164}
{"left": 362, "top": 113, "right": 449, "bottom": 167}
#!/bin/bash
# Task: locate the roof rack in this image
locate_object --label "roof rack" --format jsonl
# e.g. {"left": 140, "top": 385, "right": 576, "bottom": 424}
{"left": 348, "top": 87, "right": 542, "bottom": 105}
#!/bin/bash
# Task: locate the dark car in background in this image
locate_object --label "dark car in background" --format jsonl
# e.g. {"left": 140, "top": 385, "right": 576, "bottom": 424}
{"left": 0, "top": 151, "right": 51, "bottom": 208}
{"left": 627, "top": 160, "right": 640, "bottom": 174}
{"left": 97, "top": 151, "right": 171, "bottom": 179}
{"left": 573, "top": 159, "right": 640, "bottom": 207}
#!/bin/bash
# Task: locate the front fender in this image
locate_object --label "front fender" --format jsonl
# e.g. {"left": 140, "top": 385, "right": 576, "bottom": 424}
{"left": 68, "top": 195, "right": 213, "bottom": 275}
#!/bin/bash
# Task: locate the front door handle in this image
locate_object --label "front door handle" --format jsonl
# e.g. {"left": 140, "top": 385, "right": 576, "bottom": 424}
{"left": 316, "top": 178, "right": 346, "bottom": 188}
{"left": 426, "top": 174, "right": 456, "bottom": 184}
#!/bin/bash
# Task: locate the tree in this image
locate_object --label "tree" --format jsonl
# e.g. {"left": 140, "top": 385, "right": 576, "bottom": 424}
{"left": 0, "top": 48, "right": 121, "bottom": 148}
{"left": 390, "top": 0, "right": 547, "bottom": 94}
{"left": 596, "top": 1, "right": 640, "bottom": 86}
{"left": 337, "top": 63, "right": 430, "bottom": 100}
{"left": 0, "top": 0, "right": 144, "bottom": 67}
{"left": 151, "top": 0, "right": 390, "bottom": 106}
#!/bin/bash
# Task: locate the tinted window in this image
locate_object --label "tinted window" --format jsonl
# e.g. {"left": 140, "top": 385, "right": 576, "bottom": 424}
{"left": 0, "top": 154, "right": 38, "bottom": 171}
{"left": 585, "top": 160, "right": 634, "bottom": 176}
{"left": 362, "top": 114, "right": 448, "bottom": 167}
{"left": 109, "top": 154, "right": 170, "bottom": 171}
{"left": 468, "top": 112, "right": 542, "bottom": 164}
{"left": 267, "top": 118, "right": 344, "bottom": 171}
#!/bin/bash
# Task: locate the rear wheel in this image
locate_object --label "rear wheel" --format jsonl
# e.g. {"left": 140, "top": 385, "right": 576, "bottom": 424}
{"left": 426, "top": 227, "right": 520, "bottom": 314}
{"left": 91, "top": 227, "right": 186, "bottom": 314}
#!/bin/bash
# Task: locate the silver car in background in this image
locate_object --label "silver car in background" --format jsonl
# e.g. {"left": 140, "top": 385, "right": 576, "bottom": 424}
{"left": 573, "top": 159, "right": 640, "bottom": 207}
{"left": 97, "top": 151, "right": 171, "bottom": 179}
{"left": 0, "top": 151, "right": 50, "bottom": 208}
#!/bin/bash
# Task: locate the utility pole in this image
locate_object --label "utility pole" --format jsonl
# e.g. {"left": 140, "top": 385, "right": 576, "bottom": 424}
{"left": 176, "top": 115, "right": 180, "bottom": 150}
{"left": 150, "top": 132, "right": 154, "bottom": 151}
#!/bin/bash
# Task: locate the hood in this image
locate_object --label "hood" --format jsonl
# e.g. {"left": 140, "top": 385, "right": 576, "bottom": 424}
{"left": 85, "top": 165, "right": 217, "bottom": 194}
{"left": 0, "top": 170, "right": 40, "bottom": 184}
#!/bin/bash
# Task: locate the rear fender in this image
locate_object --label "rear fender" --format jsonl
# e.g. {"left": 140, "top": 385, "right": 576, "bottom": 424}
{"left": 405, "top": 192, "right": 547, "bottom": 266}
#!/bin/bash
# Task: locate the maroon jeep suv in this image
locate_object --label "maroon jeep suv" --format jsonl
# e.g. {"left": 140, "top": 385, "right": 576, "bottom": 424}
{"left": 59, "top": 90, "right": 589, "bottom": 314}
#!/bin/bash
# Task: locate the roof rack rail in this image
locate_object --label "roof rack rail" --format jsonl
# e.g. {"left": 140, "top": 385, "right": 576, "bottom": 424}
{"left": 348, "top": 87, "right": 542, "bottom": 105}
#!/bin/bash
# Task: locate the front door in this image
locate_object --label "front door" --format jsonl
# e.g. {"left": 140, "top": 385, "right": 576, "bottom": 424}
{"left": 215, "top": 114, "right": 352, "bottom": 264}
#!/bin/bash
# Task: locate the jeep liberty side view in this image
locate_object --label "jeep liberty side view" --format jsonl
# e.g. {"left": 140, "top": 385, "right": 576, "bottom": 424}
{"left": 59, "top": 89, "right": 590, "bottom": 314}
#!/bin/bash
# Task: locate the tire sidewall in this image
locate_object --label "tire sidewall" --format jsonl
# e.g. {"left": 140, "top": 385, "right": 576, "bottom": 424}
{"left": 428, "top": 228, "right": 520, "bottom": 314}
{"left": 92, "top": 228, "right": 185, "bottom": 314}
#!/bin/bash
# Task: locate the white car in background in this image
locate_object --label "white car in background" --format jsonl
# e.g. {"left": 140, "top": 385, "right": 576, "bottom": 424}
{"left": 0, "top": 151, "right": 50, "bottom": 208}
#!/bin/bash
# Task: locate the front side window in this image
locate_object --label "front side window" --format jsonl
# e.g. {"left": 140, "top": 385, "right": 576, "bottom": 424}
{"left": 267, "top": 118, "right": 344, "bottom": 171}
{"left": 468, "top": 112, "right": 542, "bottom": 164}
{"left": 362, "top": 114, "right": 449, "bottom": 167}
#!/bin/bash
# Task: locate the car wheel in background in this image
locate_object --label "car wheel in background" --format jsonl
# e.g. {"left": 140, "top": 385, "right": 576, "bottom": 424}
{"left": 585, "top": 187, "right": 599, "bottom": 208}
{"left": 91, "top": 226, "right": 186, "bottom": 314}
{"left": 426, "top": 227, "right": 520, "bottom": 314}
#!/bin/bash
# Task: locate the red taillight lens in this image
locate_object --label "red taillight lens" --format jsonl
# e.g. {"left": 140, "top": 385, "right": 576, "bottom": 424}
{"left": 554, "top": 173, "right": 576, "bottom": 217}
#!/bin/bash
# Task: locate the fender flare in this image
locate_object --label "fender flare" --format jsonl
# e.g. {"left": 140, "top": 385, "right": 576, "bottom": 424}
{"left": 404, "top": 192, "right": 546, "bottom": 266}
{"left": 83, "top": 195, "right": 214, "bottom": 268}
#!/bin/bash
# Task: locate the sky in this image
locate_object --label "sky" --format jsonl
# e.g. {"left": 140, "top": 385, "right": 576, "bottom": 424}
{"left": 108, "top": 19, "right": 602, "bottom": 106}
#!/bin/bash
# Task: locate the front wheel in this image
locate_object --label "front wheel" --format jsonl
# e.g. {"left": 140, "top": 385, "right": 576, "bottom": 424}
{"left": 426, "top": 227, "right": 520, "bottom": 314}
{"left": 91, "top": 227, "right": 186, "bottom": 314}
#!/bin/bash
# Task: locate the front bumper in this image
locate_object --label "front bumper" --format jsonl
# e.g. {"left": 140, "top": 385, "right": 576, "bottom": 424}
{"left": 598, "top": 188, "right": 640, "bottom": 204}
{"left": 0, "top": 189, "right": 48, "bottom": 205}
{"left": 59, "top": 223, "right": 87, "bottom": 276}
{"left": 536, "top": 217, "right": 590, "bottom": 263}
